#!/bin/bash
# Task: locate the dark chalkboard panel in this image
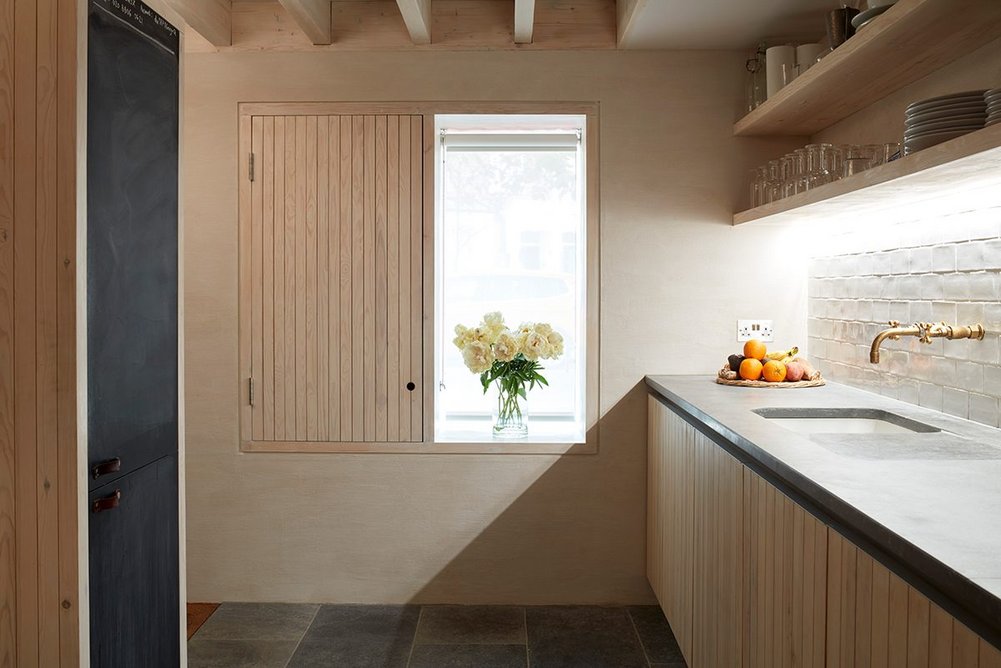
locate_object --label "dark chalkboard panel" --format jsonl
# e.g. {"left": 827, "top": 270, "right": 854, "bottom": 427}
{"left": 87, "top": 0, "right": 179, "bottom": 490}
{"left": 89, "top": 455, "right": 180, "bottom": 668}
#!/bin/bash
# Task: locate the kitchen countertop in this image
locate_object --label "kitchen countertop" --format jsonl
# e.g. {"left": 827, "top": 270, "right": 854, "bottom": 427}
{"left": 645, "top": 375, "right": 1001, "bottom": 647}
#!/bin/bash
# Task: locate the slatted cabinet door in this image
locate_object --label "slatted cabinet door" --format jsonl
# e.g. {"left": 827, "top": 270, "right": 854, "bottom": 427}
{"left": 240, "top": 114, "right": 425, "bottom": 447}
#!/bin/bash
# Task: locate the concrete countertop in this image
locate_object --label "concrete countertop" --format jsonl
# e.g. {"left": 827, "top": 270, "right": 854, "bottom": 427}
{"left": 645, "top": 375, "right": 1001, "bottom": 647}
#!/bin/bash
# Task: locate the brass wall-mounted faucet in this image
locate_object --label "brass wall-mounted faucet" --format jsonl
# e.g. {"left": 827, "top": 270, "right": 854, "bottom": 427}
{"left": 869, "top": 321, "right": 985, "bottom": 364}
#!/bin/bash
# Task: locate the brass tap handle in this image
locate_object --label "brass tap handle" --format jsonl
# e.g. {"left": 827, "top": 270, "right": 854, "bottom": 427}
{"left": 918, "top": 322, "right": 933, "bottom": 344}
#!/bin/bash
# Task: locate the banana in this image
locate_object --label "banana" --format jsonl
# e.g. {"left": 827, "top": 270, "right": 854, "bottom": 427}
{"left": 765, "top": 346, "right": 799, "bottom": 362}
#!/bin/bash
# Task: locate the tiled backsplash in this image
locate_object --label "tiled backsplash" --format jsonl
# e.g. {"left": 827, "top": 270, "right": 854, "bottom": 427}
{"left": 808, "top": 210, "right": 1001, "bottom": 427}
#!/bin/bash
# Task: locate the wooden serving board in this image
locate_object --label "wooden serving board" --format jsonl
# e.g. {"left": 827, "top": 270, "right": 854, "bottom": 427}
{"left": 716, "top": 366, "right": 825, "bottom": 388}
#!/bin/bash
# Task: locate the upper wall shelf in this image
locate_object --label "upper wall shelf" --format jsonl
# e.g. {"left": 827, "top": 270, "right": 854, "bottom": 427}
{"left": 733, "top": 123, "right": 1001, "bottom": 226}
{"left": 733, "top": 0, "right": 1001, "bottom": 137}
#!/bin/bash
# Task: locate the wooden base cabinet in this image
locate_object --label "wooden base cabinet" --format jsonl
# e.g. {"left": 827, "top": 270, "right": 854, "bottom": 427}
{"left": 647, "top": 396, "right": 1001, "bottom": 668}
{"left": 647, "top": 395, "right": 695, "bottom": 659}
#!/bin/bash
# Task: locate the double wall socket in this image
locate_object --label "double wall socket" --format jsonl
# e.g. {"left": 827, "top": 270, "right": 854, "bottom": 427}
{"left": 737, "top": 320, "right": 774, "bottom": 342}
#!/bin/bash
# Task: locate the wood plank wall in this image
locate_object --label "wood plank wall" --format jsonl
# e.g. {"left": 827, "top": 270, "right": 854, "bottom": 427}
{"left": 0, "top": 0, "right": 80, "bottom": 664}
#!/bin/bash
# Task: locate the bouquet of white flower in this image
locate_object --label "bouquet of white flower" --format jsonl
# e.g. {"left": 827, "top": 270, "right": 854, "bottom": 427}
{"left": 453, "top": 312, "right": 564, "bottom": 438}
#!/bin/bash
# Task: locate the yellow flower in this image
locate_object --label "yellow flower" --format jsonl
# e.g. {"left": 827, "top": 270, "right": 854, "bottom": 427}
{"left": 462, "top": 341, "right": 494, "bottom": 374}
{"left": 522, "top": 331, "right": 548, "bottom": 361}
{"left": 546, "top": 331, "right": 564, "bottom": 358}
{"left": 482, "top": 312, "right": 506, "bottom": 340}
{"left": 493, "top": 330, "right": 518, "bottom": 362}
{"left": 453, "top": 324, "right": 473, "bottom": 349}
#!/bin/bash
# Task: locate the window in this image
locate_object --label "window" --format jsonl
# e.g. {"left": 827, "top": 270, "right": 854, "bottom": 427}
{"left": 434, "top": 115, "right": 588, "bottom": 442}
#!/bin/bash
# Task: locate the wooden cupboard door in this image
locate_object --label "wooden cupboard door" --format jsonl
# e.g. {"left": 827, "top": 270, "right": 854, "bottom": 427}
{"left": 826, "top": 531, "right": 988, "bottom": 668}
{"left": 88, "top": 454, "right": 179, "bottom": 668}
{"left": 692, "top": 431, "right": 743, "bottom": 668}
{"left": 240, "top": 114, "right": 424, "bottom": 445}
{"left": 648, "top": 399, "right": 695, "bottom": 663}
{"left": 742, "top": 467, "right": 828, "bottom": 668}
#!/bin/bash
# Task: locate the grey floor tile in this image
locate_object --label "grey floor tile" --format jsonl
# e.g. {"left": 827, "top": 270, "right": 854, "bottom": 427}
{"left": 194, "top": 603, "right": 319, "bottom": 641}
{"left": 287, "top": 604, "right": 419, "bottom": 668}
{"left": 627, "top": 605, "right": 686, "bottom": 665}
{"left": 408, "top": 644, "right": 528, "bottom": 668}
{"left": 526, "top": 606, "right": 647, "bottom": 668}
{"left": 415, "top": 605, "right": 526, "bottom": 645}
{"left": 187, "top": 638, "right": 299, "bottom": 668}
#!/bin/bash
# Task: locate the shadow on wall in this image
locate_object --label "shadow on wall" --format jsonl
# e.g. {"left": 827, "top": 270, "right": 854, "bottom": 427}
{"left": 402, "top": 381, "right": 655, "bottom": 607}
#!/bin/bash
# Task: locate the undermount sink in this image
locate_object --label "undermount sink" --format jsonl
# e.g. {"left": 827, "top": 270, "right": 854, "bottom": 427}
{"left": 753, "top": 408, "right": 941, "bottom": 436}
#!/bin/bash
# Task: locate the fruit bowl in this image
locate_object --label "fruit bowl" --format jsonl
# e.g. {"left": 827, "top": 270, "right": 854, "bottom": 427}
{"left": 715, "top": 365, "right": 825, "bottom": 388}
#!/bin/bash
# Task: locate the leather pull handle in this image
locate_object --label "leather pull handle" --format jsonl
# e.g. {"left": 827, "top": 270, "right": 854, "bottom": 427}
{"left": 91, "top": 490, "right": 122, "bottom": 514}
{"left": 92, "top": 457, "right": 122, "bottom": 480}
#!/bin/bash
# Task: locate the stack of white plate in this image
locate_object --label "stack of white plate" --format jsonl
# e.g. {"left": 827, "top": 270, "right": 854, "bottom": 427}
{"left": 904, "top": 90, "right": 987, "bottom": 155}
{"left": 987, "top": 88, "right": 1001, "bottom": 127}
{"left": 852, "top": 1, "right": 898, "bottom": 32}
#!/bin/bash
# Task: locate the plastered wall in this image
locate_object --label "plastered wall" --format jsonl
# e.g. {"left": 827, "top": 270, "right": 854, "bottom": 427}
{"left": 183, "top": 48, "right": 807, "bottom": 604}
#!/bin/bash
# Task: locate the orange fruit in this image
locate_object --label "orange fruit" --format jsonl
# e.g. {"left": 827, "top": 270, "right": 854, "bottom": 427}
{"left": 762, "top": 360, "right": 787, "bottom": 383}
{"left": 743, "top": 339, "right": 767, "bottom": 361}
{"left": 739, "top": 358, "right": 763, "bottom": 381}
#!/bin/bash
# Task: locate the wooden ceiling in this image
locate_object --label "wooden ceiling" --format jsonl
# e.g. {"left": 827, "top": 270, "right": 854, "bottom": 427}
{"left": 153, "top": 0, "right": 630, "bottom": 52}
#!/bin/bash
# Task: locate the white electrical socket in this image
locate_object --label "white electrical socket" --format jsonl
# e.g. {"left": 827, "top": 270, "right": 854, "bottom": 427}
{"left": 737, "top": 319, "right": 774, "bottom": 342}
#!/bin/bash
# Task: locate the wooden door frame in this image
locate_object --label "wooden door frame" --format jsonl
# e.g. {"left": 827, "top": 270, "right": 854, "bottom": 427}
{"left": 236, "top": 101, "right": 600, "bottom": 455}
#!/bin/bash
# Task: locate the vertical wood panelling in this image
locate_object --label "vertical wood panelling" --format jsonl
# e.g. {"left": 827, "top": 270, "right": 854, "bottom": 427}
{"left": 304, "top": 115, "right": 318, "bottom": 441}
{"left": 326, "top": 116, "right": 340, "bottom": 440}
{"left": 242, "top": 113, "right": 423, "bottom": 445}
{"left": 350, "top": 115, "right": 364, "bottom": 441}
{"left": 743, "top": 466, "right": 827, "bottom": 668}
{"left": 338, "top": 117, "right": 352, "bottom": 440}
{"left": 362, "top": 115, "right": 375, "bottom": 440}
{"left": 262, "top": 117, "right": 275, "bottom": 441}
{"left": 692, "top": 431, "right": 742, "bottom": 668}
{"left": 981, "top": 639, "right": 1001, "bottom": 667}
{"left": 386, "top": 117, "right": 400, "bottom": 442}
{"left": 2, "top": 0, "right": 79, "bottom": 661}
{"left": 283, "top": 116, "right": 297, "bottom": 436}
{"left": 250, "top": 116, "right": 264, "bottom": 441}
{"left": 907, "top": 586, "right": 930, "bottom": 668}
{"left": 397, "top": 118, "right": 412, "bottom": 442}
{"left": 871, "top": 555, "right": 890, "bottom": 668}
{"left": 0, "top": 0, "right": 16, "bottom": 662}
{"left": 954, "top": 622, "right": 980, "bottom": 666}
{"left": 856, "top": 550, "right": 874, "bottom": 668}
{"left": 887, "top": 572, "right": 909, "bottom": 667}
{"left": 294, "top": 116, "right": 307, "bottom": 440}
{"left": 930, "top": 604, "right": 954, "bottom": 667}
{"left": 272, "top": 117, "right": 287, "bottom": 440}
{"left": 409, "top": 116, "right": 422, "bottom": 439}
{"left": 54, "top": 0, "right": 77, "bottom": 657}
{"left": 374, "top": 117, "right": 387, "bottom": 442}
{"left": 315, "top": 117, "right": 328, "bottom": 442}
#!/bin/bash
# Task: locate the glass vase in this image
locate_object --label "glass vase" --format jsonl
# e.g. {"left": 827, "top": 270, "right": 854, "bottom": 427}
{"left": 493, "top": 381, "right": 528, "bottom": 439}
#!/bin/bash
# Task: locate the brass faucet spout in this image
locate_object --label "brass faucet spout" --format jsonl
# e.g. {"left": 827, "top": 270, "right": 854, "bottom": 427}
{"left": 869, "top": 321, "right": 986, "bottom": 365}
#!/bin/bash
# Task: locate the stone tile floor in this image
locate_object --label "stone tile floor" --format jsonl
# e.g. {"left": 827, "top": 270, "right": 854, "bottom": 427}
{"left": 188, "top": 603, "right": 687, "bottom": 667}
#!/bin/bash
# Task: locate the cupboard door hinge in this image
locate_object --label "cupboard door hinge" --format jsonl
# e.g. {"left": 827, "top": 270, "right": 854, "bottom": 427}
{"left": 248, "top": 153, "right": 255, "bottom": 182}
{"left": 248, "top": 377, "right": 255, "bottom": 406}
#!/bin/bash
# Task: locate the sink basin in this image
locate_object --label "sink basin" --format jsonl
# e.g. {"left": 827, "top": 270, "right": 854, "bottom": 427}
{"left": 753, "top": 408, "right": 941, "bottom": 436}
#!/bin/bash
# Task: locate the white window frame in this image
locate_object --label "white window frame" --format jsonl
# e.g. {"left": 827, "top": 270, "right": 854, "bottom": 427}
{"left": 432, "top": 113, "right": 598, "bottom": 451}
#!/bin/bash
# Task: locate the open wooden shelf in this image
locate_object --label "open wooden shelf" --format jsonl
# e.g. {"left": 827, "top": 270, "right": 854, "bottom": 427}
{"left": 733, "top": 0, "right": 1001, "bottom": 137}
{"left": 733, "top": 123, "right": 1001, "bottom": 225}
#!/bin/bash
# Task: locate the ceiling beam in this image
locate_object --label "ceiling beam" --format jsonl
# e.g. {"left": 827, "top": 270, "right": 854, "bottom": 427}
{"left": 278, "top": 0, "right": 333, "bottom": 45}
{"left": 616, "top": 0, "right": 649, "bottom": 47}
{"left": 395, "top": 0, "right": 432, "bottom": 45}
{"left": 514, "top": 0, "right": 536, "bottom": 44}
{"left": 160, "top": 0, "right": 232, "bottom": 46}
